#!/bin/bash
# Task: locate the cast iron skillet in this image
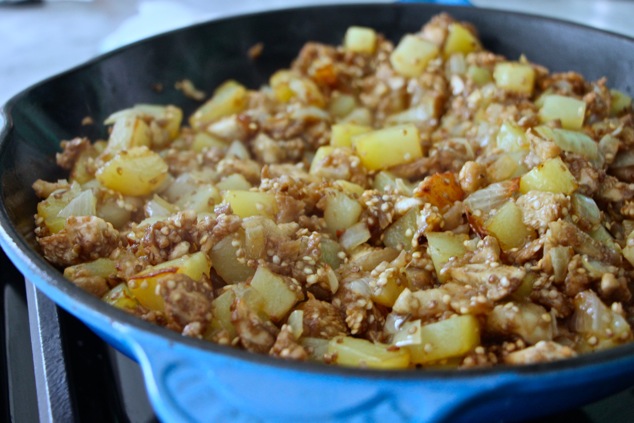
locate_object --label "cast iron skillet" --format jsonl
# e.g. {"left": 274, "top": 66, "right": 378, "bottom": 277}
{"left": 2, "top": 4, "right": 634, "bottom": 422}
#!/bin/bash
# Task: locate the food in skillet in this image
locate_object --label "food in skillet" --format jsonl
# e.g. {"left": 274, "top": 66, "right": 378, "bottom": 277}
{"left": 32, "top": 14, "right": 634, "bottom": 369}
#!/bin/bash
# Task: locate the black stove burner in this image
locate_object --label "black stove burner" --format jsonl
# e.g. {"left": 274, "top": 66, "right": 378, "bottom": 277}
{"left": 1, "top": 247, "right": 634, "bottom": 422}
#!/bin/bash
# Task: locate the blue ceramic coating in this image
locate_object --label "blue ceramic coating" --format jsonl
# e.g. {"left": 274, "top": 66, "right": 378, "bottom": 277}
{"left": 3, "top": 2, "right": 634, "bottom": 422}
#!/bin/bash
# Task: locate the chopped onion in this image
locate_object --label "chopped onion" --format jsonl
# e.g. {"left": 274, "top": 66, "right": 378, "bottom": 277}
{"left": 348, "top": 277, "right": 372, "bottom": 297}
{"left": 393, "top": 319, "right": 423, "bottom": 347}
{"left": 340, "top": 222, "right": 371, "bottom": 251}
{"left": 548, "top": 246, "right": 571, "bottom": 282}
{"left": 287, "top": 310, "right": 304, "bottom": 339}
{"left": 57, "top": 189, "right": 96, "bottom": 218}
{"left": 463, "top": 180, "right": 518, "bottom": 215}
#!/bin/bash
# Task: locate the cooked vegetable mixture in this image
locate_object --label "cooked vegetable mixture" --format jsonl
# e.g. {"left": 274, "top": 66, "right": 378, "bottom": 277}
{"left": 33, "top": 14, "right": 634, "bottom": 369}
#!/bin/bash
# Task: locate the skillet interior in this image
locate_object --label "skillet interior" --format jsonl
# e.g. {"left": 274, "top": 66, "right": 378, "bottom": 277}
{"left": 2, "top": 3, "right": 634, "bottom": 421}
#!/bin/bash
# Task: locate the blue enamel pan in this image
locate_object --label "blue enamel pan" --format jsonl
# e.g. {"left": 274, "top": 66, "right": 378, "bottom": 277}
{"left": 2, "top": 4, "right": 634, "bottom": 422}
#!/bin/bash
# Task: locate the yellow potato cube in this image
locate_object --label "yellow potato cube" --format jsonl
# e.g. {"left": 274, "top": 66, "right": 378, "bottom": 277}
{"left": 426, "top": 231, "right": 468, "bottom": 282}
{"left": 210, "top": 232, "right": 256, "bottom": 284}
{"left": 406, "top": 315, "right": 480, "bottom": 364}
{"left": 493, "top": 62, "right": 535, "bottom": 96}
{"left": 330, "top": 123, "right": 372, "bottom": 148}
{"left": 496, "top": 120, "right": 529, "bottom": 152}
{"left": 250, "top": 266, "right": 303, "bottom": 322}
{"left": 102, "top": 283, "right": 141, "bottom": 312}
{"left": 538, "top": 95, "right": 586, "bottom": 130}
{"left": 328, "top": 94, "right": 357, "bottom": 118}
{"left": 96, "top": 146, "right": 168, "bottom": 197}
{"left": 383, "top": 207, "right": 418, "bottom": 251}
{"left": 189, "top": 80, "right": 247, "bottom": 129}
{"left": 324, "top": 190, "right": 363, "bottom": 235}
{"left": 390, "top": 35, "right": 439, "bottom": 77}
{"left": 328, "top": 336, "right": 410, "bottom": 369}
{"left": 191, "top": 132, "right": 228, "bottom": 153}
{"left": 485, "top": 201, "right": 531, "bottom": 250}
{"left": 519, "top": 157, "right": 578, "bottom": 195}
{"left": 128, "top": 251, "right": 211, "bottom": 312}
{"left": 444, "top": 23, "right": 480, "bottom": 57}
{"left": 467, "top": 65, "right": 492, "bottom": 86}
{"left": 223, "top": 190, "right": 277, "bottom": 219}
{"left": 343, "top": 26, "right": 377, "bottom": 54}
{"left": 610, "top": 89, "right": 632, "bottom": 115}
{"left": 354, "top": 124, "right": 422, "bottom": 170}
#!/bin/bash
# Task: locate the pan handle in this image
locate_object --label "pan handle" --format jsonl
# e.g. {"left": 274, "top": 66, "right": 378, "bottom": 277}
{"left": 125, "top": 327, "right": 503, "bottom": 423}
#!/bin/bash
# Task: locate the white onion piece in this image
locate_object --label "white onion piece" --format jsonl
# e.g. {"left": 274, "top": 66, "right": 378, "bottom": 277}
{"left": 463, "top": 180, "right": 517, "bottom": 214}
{"left": 57, "top": 190, "right": 96, "bottom": 218}
{"left": 340, "top": 222, "right": 371, "bottom": 251}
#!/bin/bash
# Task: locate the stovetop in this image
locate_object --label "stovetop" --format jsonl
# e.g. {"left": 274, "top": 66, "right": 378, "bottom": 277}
{"left": 2, "top": 248, "right": 634, "bottom": 422}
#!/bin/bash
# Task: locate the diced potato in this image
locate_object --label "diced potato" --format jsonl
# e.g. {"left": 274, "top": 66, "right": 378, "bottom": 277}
{"left": 485, "top": 201, "right": 531, "bottom": 250}
{"left": 65, "top": 257, "right": 116, "bottom": 284}
{"left": 270, "top": 70, "right": 325, "bottom": 107}
{"left": 223, "top": 190, "right": 277, "bottom": 219}
{"left": 610, "top": 89, "right": 632, "bottom": 115}
{"left": 176, "top": 184, "right": 220, "bottom": 213}
{"left": 250, "top": 266, "right": 303, "bottom": 321}
{"left": 496, "top": 121, "right": 529, "bottom": 152}
{"left": 128, "top": 251, "right": 211, "bottom": 312}
{"left": 371, "top": 271, "right": 406, "bottom": 308}
{"left": 328, "top": 336, "right": 410, "bottom": 369}
{"left": 37, "top": 184, "right": 81, "bottom": 233}
{"left": 309, "top": 146, "right": 335, "bottom": 175}
{"left": 320, "top": 238, "right": 344, "bottom": 270}
{"left": 383, "top": 207, "right": 419, "bottom": 251}
{"left": 328, "top": 94, "right": 357, "bottom": 118}
{"left": 533, "top": 126, "right": 598, "bottom": 161}
{"left": 210, "top": 232, "right": 256, "bottom": 284}
{"left": 333, "top": 180, "right": 365, "bottom": 196}
{"left": 105, "top": 116, "right": 151, "bottom": 154}
{"left": 493, "top": 62, "right": 535, "bottom": 96}
{"left": 191, "top": 132, "right": 228, "bottom": 153}
{"left": 467, "top": 65, "right": 492, "bottom": 86}
{"left": 390, "top": 35, "right": 439, "bottom": 77}
{"left": 406, "top": 315, "right": 480, "bottom": 364}
{"left": 538, "top": 95, "right": 586, "bottom": 130}
{"left": 519, "top": 157, "right": 577, "bottom": 195}
{"left": 324, "top": 190, "right": 363, "bottom": 235}
{"left": 343, "top": 26, "right": 377, "bottom": 54}
{"left": 426, "top": 231, "right": 468, "bottom": 282}
{"left": 302, "top": 337, "right": 330, "bottom": 361}
{"left": 330, "top": 123, "right": 372, "bottom": 148}
{"left": 414, "top": 172, "right": 464, "bottom": 210}
{"left": 354, "top": 124, "right": 422, "bottom": 170}
{"left": 216, "top": 174, "right": 252, "bottom": 191}
{"left": 208, "top": 289, "right": 237, "bottom": 338}
{"left": 373, "top": 171, "right": 414, "bottom": 196}
{"left": 71, "top": 143, "right": 103, "bottom": 184}
{"left": 103, "top": 283, "right": 141, "bottom": 312}
{"left": 96, "top": 146, "right": 168, "bottom": 197}
{"left": 189, "top": 80, "right": 247, "bottom": 129}
{"left": 444, "top": 23, "right": 480, "bottom": 57}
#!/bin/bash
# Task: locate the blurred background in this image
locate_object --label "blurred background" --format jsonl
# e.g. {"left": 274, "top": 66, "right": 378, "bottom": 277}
{"left": 1, "top": 0, "right": 633, "bottom": 106}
